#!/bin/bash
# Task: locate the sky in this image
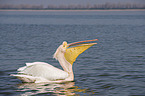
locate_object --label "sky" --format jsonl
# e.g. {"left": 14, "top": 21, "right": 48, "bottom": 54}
{"left": 0, "top": 0, "right": 145, "bottom": 6}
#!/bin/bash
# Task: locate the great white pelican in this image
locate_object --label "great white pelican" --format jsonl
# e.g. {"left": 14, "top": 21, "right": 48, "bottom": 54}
{"left": 11, "top": 39, "right": 98, "bottom": 83}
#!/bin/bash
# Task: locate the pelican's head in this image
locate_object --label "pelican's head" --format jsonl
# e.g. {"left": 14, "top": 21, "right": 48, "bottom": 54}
{"left": 55, "top": 41, "right": 68, "bottom": 54}
{"left": 53, "top": 39, "right": 98, "bottom": 65}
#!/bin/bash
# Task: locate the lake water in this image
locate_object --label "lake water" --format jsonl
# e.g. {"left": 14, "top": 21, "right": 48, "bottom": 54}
{"left": 0, "top": 10, "right": 145, "bottom": 96}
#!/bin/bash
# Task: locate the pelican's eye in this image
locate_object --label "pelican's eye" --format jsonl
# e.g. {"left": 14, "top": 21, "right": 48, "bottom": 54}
{"left": 62, "top": 41, "right": 67, "bottom": 49}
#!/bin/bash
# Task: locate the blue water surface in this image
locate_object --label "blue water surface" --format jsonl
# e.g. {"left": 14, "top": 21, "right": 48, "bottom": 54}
{"left": 0, "top": 10, "right": 145, "bottom": 96}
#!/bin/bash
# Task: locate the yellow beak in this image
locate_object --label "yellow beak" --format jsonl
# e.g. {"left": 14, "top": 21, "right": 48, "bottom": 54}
{"left": 64, "top": 39, "right": 98, "bottom": 65}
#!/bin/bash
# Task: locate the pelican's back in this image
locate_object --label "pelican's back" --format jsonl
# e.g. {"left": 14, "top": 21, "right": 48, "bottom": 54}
{"left": 12, "top": 62, "right": 69, "bottom": 83}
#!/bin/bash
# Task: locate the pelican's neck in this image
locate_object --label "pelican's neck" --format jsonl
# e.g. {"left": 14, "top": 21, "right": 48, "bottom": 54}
{"left": 58, "top": 52, "right": 72, "bottom": 72}
{"left": 53, "top": 46, "right": 74, "bottom": 81}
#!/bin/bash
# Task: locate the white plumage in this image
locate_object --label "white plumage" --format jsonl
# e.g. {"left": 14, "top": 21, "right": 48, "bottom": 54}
{"left": 12, "top": 62, "right": 68, "bottom": 83}
{"left": 11, "top": 39, "right": 98, "bottom": 83}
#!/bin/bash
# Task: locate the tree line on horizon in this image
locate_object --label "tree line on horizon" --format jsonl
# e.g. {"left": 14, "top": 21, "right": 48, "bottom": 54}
{"left": 0, "top": 3, "right": 145, "bottom": 10}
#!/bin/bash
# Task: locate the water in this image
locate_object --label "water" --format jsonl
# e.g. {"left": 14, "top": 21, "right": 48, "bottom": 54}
{"left": 0, "top": 10, "right": 145, "bottom": 96}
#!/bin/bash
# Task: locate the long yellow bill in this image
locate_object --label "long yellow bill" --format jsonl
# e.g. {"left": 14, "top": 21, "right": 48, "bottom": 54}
{"left": 64, "top": 39, "right": 98, "bottom": 65}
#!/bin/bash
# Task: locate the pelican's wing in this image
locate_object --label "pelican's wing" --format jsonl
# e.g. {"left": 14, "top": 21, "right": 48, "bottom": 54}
{"left": 64, "top": 43, "right": 95, "bottom": 65}
{"left": 17, "top": 62, "right": 69, "bottom": 81}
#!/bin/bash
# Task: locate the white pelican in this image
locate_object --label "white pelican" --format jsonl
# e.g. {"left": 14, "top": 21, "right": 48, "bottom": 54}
{"left": 11, "top": 39, "right": 98, "bottom": 83}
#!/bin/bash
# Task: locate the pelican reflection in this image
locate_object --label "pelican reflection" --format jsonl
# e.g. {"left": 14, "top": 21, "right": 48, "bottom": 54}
{"left": 17, "top": 82, "right": 92, "bottom": 96}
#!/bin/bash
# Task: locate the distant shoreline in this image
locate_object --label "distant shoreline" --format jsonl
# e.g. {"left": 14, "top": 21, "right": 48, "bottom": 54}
{"left": 0, "top": 9, "right": 145, "bottom": 12}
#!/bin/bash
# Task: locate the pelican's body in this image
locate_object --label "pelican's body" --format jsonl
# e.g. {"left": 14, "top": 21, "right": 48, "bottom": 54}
{"left": 11, "top": 39, "right": 98, "bottom": 83}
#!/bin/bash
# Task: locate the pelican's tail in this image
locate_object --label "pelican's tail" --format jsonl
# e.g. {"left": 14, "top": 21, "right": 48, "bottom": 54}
{"left": 10, "top": 74, "right": 48, "bottom": 83}
{"left": 11, "top": 74, "right": 35, "bottom": 82}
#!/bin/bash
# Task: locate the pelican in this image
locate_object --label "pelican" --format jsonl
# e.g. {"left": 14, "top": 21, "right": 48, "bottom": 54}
{"left": 11, "top": 39, "right": 98, "bottom": 83}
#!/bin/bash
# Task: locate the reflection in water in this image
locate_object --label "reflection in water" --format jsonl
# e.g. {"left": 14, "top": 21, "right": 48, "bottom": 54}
{"left": 16, "top": 82, "right": 93, "bottom": 96}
